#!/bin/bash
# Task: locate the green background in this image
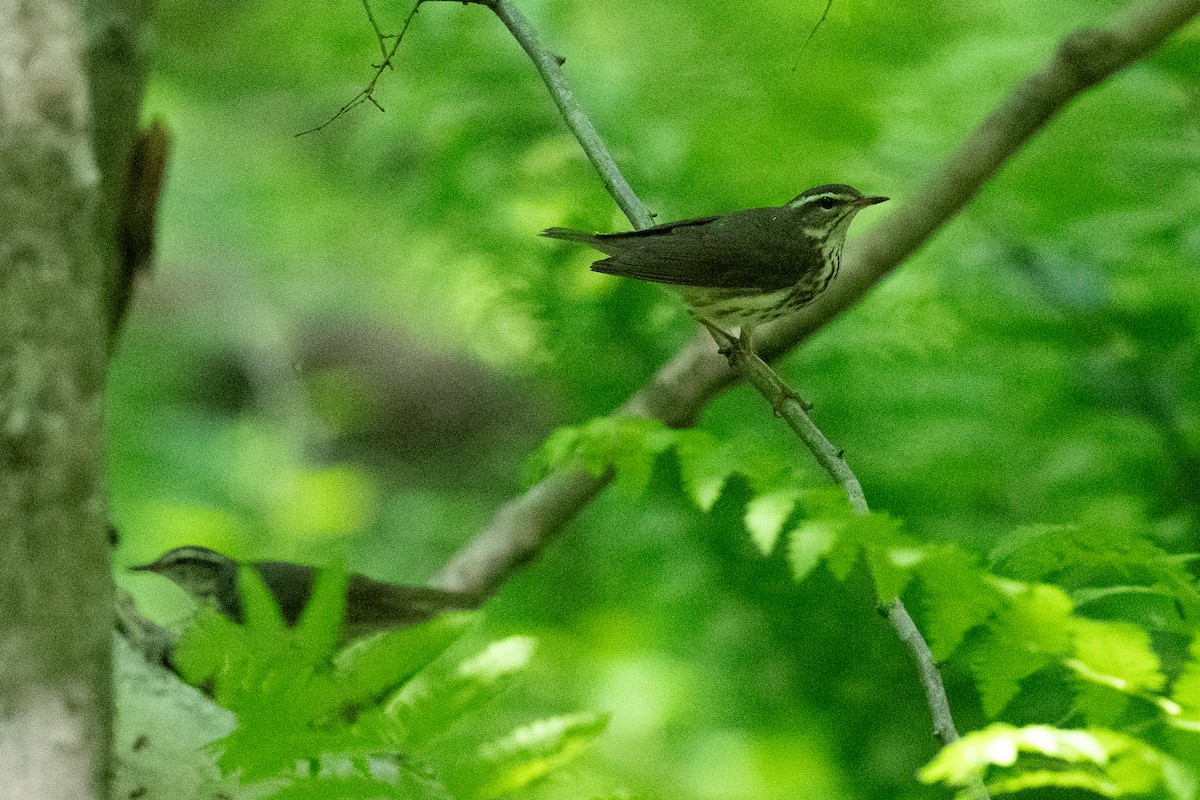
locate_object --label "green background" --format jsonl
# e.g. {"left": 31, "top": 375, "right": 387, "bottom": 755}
{"left": 110, "top": 1, "right": 1200, "bottom": 797}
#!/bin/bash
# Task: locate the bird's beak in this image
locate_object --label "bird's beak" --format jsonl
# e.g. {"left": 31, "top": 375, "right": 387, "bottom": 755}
{"left": 129, "top": 561, "right": 158, "bottom": 573}
{"left": 858, "top": 195, "right": 889, "bottom": 206}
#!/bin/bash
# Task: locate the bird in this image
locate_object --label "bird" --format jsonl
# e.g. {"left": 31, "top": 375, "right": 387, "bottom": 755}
{"left": 132, "top": 546, "right": 480, "bottom": 642}
{"left": 542, "top": 183, "right": 887, "bottom": 350}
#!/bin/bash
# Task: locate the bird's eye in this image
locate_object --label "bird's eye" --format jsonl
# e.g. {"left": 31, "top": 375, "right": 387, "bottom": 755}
{"left": 817, "top": 197, "right": 837, "bottom": 210}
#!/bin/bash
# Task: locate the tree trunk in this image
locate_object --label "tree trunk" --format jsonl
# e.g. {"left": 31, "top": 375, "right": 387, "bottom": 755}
{"left": 0, "top": 0, "right": 148, "bottom": 796}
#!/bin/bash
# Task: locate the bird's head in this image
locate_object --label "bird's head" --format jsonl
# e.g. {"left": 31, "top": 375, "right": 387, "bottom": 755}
{"left": 131, "top": 545, "right": 238, "bottom": 607}
{"left": 786, "top": 184, "right": 888, "bottom": 242}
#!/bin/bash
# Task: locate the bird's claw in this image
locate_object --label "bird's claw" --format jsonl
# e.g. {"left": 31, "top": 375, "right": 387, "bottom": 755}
{"left": 698, "top": 319, "right": 741, "bottom": 359}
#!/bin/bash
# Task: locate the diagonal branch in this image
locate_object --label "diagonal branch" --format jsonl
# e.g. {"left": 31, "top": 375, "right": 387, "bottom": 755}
{"left": 433, "top": 0, "right": 1200, "bottom": 597}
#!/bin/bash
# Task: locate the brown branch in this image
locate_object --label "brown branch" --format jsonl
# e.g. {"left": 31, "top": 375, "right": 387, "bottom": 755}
{"left": 433, "top": 0, "right": 1200, "bottom": 597}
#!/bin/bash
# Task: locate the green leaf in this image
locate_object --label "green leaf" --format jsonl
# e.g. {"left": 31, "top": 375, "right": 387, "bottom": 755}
{"left": 291, "top": 562, "right": 350, "bottom": 657}
{"left": 239, "top": 565, "right": 288, "bottom": 634}
{"left": 866, "top": 544, "right": 922, "bottom": 605}
{"left": 1167, "top": 636, "right": 1200, "bottom": 730}
{"left": 525, "top": 417, "right": 677, "bottom": 495}
{"left": 989, "top": 523, "right": 1200, "bottom": 623}
{"left": 172, "top": 607, "right": 250, "bottom": 686}
{"left": 920, "top": 724, "right": 1168, "bottom": 798}
{"left": 744, "top": 487, "right": 800, "bottom": 554}
{"left": 786, "top": 520, "right": 841, "bottom": 583}
{"left": 459, "top": 712, "right": 610, "bottom": 800}
{"left": 916, "top": 545, "right": 1005, "bottom": 660}
{"left": 522, "top": 425, "right": 583, "bottom": 486}
{"left": 1067, "top": 618, "right": 1164, "bottom": 695}
{"left": 844, "top": 512, "right": 911, "bottom": 602}
{"left": 334, "top": 611, "right": 477, "bottom": 711}
{"left": 674, "top": 429, "right": 733, "bottom": 511}
{"left": 387, "top": 636, "right": 536, "bottom": 749}
{"left": 970, "top": 582, "right": 1074, "bottom": 717}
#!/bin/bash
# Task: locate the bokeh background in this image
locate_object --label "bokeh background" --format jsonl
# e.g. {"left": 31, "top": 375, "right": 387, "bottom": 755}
{"left": 110, "top": 1, "right": 1200, "bottom": 798}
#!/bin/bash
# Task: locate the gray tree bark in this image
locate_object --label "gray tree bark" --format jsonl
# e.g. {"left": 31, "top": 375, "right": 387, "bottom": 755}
{"left": 0, "top": 0, "right": 150, "bottom": 797}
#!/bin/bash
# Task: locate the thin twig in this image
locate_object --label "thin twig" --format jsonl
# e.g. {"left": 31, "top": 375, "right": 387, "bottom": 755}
{"left": 362, "top": 0, "right": 393, "bottom": 66}
{"left": 790, "top": 0, "right": 833, "bottom": 72}
{"left": 295, "top": 1, "right": 423, "bottom": 137}
{"left": 700, "top": 326, "right": 987, "bottom": 797}
{"left": 483, "top": 0, "right": 653, "bottom": 228}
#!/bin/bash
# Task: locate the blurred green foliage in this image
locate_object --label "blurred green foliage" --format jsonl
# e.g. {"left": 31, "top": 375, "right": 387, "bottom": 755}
{"left": 173, "top": 566, "right": 605, "bottom": 798}
{"left": 109, "top": 0, "right": 1200, "bottom": 797}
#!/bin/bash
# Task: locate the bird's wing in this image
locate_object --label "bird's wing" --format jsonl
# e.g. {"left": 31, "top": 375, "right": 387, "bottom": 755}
{"left": 346, "top": 575, "right": 480, "bottom": 628}
{"left": 589, "top": 209, "right": 818, "bottom": 291}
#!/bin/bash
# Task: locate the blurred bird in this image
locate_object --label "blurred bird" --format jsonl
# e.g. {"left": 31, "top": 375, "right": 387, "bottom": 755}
{"left": 133, "top": 545, "right": 479, "bottom": 641}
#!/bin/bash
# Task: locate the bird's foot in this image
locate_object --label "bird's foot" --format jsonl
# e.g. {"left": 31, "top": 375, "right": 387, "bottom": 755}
{"left": 698, "top": 318, "right": 742, "bottom": 359}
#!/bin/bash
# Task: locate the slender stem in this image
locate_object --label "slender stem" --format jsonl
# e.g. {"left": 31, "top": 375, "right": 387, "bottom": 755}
{"left": 484, "top": 0, "right": 654, "bottom": 229}
{"left": 703, "top": 327, "right": 987, "bottom": 799}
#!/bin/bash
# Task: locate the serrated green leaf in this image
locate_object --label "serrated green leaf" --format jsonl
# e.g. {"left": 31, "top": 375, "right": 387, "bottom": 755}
{"left": 292, "top": 563, "right": 350, "bottom": 657}
{"left": 173, "top": 607, "right": 249, "bottom": 686}
{"left": 920, "top": 724, "right": 1167, "bottom": 798}
{"left": 970, "top": 583, "right": 1074, "bottom": 716}
{"left": 989, "top": 523, "right": 1200, "bottom": 625}
{"left": 334, "top": 611, "right": 477, "bottom": 710}
{"left": 461, "top": 712, "right": 610, "bottom": 800}
{"left": 674, "top": 429, "right": 733, "bottom": 511}
{"left": 916, "top": 545, "right": 1004, "bottom": 660}
{"left": 840, "top": 513, "right": 912, "bottom": 601}
{"left": 1067, "top": 617, "right": 1163, "bottom": 694}
{"left": 824, "top": 521, "right": 864, "bottom": 581}
{"left": 866, "top": 545, "right": 922, "bottom": 604}
{"left": 795, "top": 486, "right": 854, "bottom": 520}
{"left": 522, "top": 425, "right": 583, "bottom": 486}
{"left": 745, "top": 487, "right": 801, "bottom": 554}
{"left": 240, "top": 565, "right": 287, "bottom": 634}
{"left": 527, "top": 417, "right": 677, "bottom": 496}
{"left": 786, "top": 521, "right": 840, "bottom": 583}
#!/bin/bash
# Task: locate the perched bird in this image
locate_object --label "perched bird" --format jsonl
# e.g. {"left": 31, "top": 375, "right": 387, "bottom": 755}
{"left": 132, "top": 546, "right": 480, "bottom": 641}
{"left": 543, "top": 184, "right": 886, "bottom": 348}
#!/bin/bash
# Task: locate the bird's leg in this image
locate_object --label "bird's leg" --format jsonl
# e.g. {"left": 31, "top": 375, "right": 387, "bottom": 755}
{"left": 700, "top": 320, "right": 813, "bottom": 415}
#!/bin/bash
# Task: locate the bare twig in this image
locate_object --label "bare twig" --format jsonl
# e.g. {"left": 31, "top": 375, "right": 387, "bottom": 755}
{"left": 295, "top": 1, "right": 423, "bottom": 137}
{"left": 484, "top": 0, "right": 653, "bottom": 228}
{"left": 362, "top": 0, "right": 393, "bottom": 66}
{"left": 790, "top": 0, "right": 834, "bottom": 71}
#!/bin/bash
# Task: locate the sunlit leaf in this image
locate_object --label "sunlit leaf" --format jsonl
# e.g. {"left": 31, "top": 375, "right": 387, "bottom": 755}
{"left": 1067, "top": 618, "right": 1163, "bottom": 695}
{"left": 786, "top": 520, "right": 840, "bottom": 583}
{"left": 744, "top": 487, "right": 800, "bottom": 554}
{"left": 461, "top": 712, "right": 610, "bottom": 799}
{"left": 917, "top": 544, "right": 1004, "bottom": 660}
{"left": 920, "top": 724, "right": 1168, "bottom": 798}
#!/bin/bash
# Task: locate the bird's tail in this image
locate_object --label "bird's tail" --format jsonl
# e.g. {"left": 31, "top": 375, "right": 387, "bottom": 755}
{"left": 541, "top": 226, "right": 601, "bottom": 245}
